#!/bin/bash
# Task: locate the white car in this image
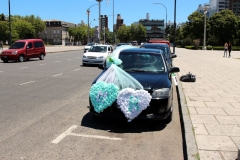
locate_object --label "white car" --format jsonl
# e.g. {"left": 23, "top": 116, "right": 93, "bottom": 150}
{"left": 84, "top": 42, "right": 98, "bottom": 53}
{"left": 82, "top": 45, "right": 113, "bottom": 66}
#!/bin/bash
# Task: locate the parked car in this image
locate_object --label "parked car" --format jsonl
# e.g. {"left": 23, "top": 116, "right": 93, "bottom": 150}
{"left": 132, "top": 41, "right": 138, "bottom": 46}
{"left": 0, "top": 39, "right": 46, "bottom": 63}
{"left": 89, "top": 46, "right": 180, "bottom": 123}
{"left": 140, "top": 43, "right": 177, "bottom": 69}
{"left": 84, "top": 42, "right": 98, "bottom": 53}
{"left": 148, "top": 39, "right": 171, "bottom": 47}
{"left": 82, "top": 45, "right": 113, "bottom": 66}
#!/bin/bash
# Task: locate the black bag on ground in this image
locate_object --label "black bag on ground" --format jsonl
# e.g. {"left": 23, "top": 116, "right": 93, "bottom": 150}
{"left": 180, "top": 72, "right": 196, "bottom": 82}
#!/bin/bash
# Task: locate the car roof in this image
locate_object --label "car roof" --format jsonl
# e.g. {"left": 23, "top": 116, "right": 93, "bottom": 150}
{"left": 16, "top": 39, "right": 43, "bottom": 42}
{"left": 142, "top": 43, "right": 168, "bottom": 47}
{"left": 120, "top": 48, "right": 163, "bottom": 54}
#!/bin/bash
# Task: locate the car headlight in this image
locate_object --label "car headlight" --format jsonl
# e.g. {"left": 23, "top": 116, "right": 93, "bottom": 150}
{"left": 98, "top": 56, "right": 104, "bottom": 59}
{"left": 152, "top": 88, "right": 171, "bottom": 99}
{"left": 12, "top": 51, "right": 18, "bottom": 55}
{"left": 83, "top": 55, "right": 87, "bottom": 58}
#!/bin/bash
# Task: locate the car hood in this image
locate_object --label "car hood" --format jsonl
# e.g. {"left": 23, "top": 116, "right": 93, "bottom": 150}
{"left": 2, "top": 49, "right": 23, "bottom": 53}
{"left": 128, "top": 72, "right": 171, "bottom": 90}
{"left": 84, "top": 52, "right": 108, "bottom": 57}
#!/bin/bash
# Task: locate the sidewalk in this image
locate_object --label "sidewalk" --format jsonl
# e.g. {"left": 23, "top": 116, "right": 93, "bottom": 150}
{"left": 173, "top": 48, "right": 240, "bottom": 160}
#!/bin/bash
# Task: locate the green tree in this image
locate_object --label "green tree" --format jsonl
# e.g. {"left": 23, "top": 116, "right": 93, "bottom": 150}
{"left": 0, "top": 13, "right": 6, "bottom": 21}
{"left": 12, "top": 19, "right": 35, "bottom": 39}
{"left": 209, "top": 9, "right": 238, "bottom": 45}
{"left": 0, "top": 21, "right": 9, "bottom": 41}
{"left": 116, "top": 25, "right": 131, "bottom": 42}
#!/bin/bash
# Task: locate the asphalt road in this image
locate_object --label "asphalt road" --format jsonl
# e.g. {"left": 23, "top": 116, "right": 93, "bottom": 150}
{"left": 0, "top": 51, "right": 184, "bottom": 160}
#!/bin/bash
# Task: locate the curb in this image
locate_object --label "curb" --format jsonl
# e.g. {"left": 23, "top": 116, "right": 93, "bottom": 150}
{"left": 176, "top": 73, "right": 199, "bottom": 160}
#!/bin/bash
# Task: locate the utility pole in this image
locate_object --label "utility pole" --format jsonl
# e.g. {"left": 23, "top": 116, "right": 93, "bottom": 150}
{"left": 96, "top": 0, "right": 103, "bottom": 43}
{"left": 203, "top": 6, "right": 207, "bottom": 50}
{"left": 8, "top": 0, "right": 12, "bottom": 46}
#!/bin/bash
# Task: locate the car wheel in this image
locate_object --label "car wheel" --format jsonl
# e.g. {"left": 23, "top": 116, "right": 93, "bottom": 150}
{"left": 18, "top": 55, "right": 24, "bottom": 62}
{"left": 3, "top": 59, "right": 8, "bottom": 63}
{"left": 39, "top": 53, "right": 44, "bottom": 60}
{"left": 164, "top": 111, "right": 172, "bottom": 124}
{"left": 82, "top": 63, "right": 86, "bottom": 66}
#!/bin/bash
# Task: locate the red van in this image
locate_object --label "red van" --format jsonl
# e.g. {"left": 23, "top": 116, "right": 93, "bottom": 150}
{"left": 0, "top": 39, "right": 46, "bottom": 63}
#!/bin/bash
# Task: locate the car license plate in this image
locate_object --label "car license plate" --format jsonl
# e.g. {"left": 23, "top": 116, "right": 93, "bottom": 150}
{"left": 89, "top": 60, "right": 95, "bottom": 62}
{"left": 3, "top": 56, "right": 7, "bottom": 58}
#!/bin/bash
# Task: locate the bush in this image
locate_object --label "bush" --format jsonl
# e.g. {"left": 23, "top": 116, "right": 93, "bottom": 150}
{"left": 182, "top": 37, "right": 192, "bottom": 47}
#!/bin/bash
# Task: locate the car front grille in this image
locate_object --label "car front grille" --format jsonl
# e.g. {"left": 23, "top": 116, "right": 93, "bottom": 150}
{"left": 87, "top": 56, "right": 97, "bottom": 59}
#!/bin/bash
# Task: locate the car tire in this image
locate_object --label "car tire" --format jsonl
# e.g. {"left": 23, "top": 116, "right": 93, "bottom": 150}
{"left": 18, "top": 55, "right": 24, "bottom": 62}
{"left": 39, "top": 53, "right": 44, "bottom": 60}
{"left": 3, "top": 59, "right": 8, "bottom": 63}
{"left": 164, "top": 111, "right": 172, "bottom": 124}
{"left": 82, "top": 63, "right": 86, "bottom": 66}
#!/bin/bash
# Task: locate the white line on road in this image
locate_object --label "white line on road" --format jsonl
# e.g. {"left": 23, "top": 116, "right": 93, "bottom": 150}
{"left": 53, "top": 73, "right": 63, "bottom": 77}
{"left": 73, "top": 68, "right": 81, "bottom": 71}
{"left": 19, "top": 67, "right": 28, "bottom": 69}
{"left": 39, "top": 63, "right": 46, "bottom": 65}
{"left": 51, "top": 125, "right": 122, "bottom": 144}
{"left": 19, "top": 81, "right": 35, "bottom": 86}
{"left": 172, "top": 76, "right": 178, "bottom": 86}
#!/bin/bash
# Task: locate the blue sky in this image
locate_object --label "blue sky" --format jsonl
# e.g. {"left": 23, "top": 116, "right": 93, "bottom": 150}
{"left": 1, "top": 0, "right": 209, "bottom": 31}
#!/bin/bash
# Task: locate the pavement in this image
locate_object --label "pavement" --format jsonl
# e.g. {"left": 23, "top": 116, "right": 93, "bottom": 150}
{"left": 1, "top": 45, "right": 240, "bottom": 160}
{"left": 173, "top": 48, "right": 240, "bottom": 160}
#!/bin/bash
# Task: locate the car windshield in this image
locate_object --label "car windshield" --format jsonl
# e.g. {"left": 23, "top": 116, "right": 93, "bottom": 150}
{"left": 118, "top": 52, "right": 166, "bottom": 73}
{"left": 87, "top": 43, "right": 95, "bottom": 46}
{"left": 88, "top": 46, "right": 107, "bottom": 53}
{"left": 141, "top": 45, "right": 170, "bottom": 58}
{"left": 9, "top": 42, "right": 26, "bottom": 49}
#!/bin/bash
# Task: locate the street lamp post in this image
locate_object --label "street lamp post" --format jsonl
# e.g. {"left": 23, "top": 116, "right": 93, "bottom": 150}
{"left": 113, "top": 0, "right": 115, "bottom": 45}
{"left": 203, "top": 10, "right": 207, "bottom": 50}
{"left": 8, "top": 0, "right": 12, "bottom": 46}
{"left": 173, "top": 0, "right": 176, "bottom": 54}
{"left": 96, "top": 0, "right": 103, "bottom": 43}
{"left": 87, "top": 4, "right": 98, "bottom": 43}
{"left": 153, "top": 2, "right": 167, "bottom": 34}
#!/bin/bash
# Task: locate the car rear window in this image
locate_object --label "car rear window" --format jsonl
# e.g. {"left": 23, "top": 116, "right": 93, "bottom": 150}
{"left": 118, "top": 52, "right": 165, "bottom": 72}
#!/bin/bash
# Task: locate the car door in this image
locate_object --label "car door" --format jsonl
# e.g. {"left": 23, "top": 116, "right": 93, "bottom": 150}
{"left": 26, "top": 42, "right": 35, "bottom": 59}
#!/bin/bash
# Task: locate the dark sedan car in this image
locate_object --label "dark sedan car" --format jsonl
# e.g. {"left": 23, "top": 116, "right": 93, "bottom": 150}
{"left": 89, "top": 47, "right": 180, "bottom": 123}
{"left": 140, "top": 43, "right": 177, "bottom": 68}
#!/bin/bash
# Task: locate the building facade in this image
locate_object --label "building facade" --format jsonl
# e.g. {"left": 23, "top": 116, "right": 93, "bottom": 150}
{"left": 39, "top": 20, "right": 76, "bottom": 45}
{"left": 139, "top": 19, "right": 165, "bottom": 40}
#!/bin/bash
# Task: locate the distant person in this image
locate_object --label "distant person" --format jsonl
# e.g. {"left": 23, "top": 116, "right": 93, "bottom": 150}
{"left": 228, "top": 42, "right": 232, "bottom": 58}
{"left": 223, "top": 42, "right": 228, "bottom": 57}
{"left": 0, "top": 41, "right": 3, "bottom": 50}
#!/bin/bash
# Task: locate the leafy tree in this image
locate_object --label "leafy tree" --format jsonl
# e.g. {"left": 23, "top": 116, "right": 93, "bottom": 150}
{"left": 182, "top": 11, "right": 205, "bottom": 41}
{"left": 116, "top": 25, "right": 131, "bottom": 42}
{"left": 209, "top": 9, "right": 238, "bottom": 45}
{"left": 0, "top": 13, "right": 6, "bottom": 21}
{"left": 0, "top": 21, "right": 9, "bottom": 41}
{"left": 12, "top": 19, "right": 35, "bottom": 39}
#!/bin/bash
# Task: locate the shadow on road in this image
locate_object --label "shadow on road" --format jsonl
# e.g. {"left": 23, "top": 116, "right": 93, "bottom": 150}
{"left": 81, "top": 112, "right": 167, "bottom": 133}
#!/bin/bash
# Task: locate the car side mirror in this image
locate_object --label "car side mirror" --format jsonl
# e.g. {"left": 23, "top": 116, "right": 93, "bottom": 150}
{"left": 98, "top": 64, "right": 104, "bottom": 70}
{"left": 26, "top": 46, "right": 29, "bottom": 49}
{"left": 171, "top": 54, "right": 177, "bottom": 58}
{"left": 169, "top": 67, "right": 180, "bottom": 73}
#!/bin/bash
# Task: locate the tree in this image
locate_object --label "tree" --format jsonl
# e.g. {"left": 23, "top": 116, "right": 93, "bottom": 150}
{"left": 12, "top": 19, "right": 35, "bottom": 39}
{"left": 0, "top": 13, "right": 6, "bottom": 21}
{"left": 116, "top": 25, "right": 131, "bottom": 42}
{"left": 182, "top": 11, "right": 205, "bottom": 41}
{"left": 209, "top": 9, "right": 238, "bottom": 45}
{"left": 0, "top": 21, "right": 9, "bottom": 41}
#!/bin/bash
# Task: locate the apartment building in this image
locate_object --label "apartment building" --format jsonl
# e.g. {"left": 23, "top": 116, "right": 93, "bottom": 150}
{"left": 39, "top": 20, "right": 76, "bottom": 45}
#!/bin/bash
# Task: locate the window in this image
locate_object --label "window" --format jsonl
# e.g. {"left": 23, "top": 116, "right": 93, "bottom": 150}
{"left": 34, "top": 41, "right": 44, "bottom": 48}
{"left": 53, "top": 30, "right": 56, "bottom": 34}
{"left": 28, "top": 42, "right": 33, "bottom": 49}
{"left": 45, "top": 30, "right": 47, "bottom": 34}
{"left": 57, "top": 30, "right": 60, "bottom": 34}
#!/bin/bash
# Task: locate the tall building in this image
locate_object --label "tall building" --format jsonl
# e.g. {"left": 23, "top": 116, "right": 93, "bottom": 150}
{"left": 116, "top": 14, "right": 124, "bottom": 30}
{"left": 229, "top": 0, "right": 240, "bottom": 15}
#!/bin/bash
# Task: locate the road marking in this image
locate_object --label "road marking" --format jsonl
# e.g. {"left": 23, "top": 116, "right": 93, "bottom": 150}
{"left": 55, "top": 61, "right": 61, "bottom": 63}
{"left": 172, "top": 76, "right": 178, "bottom": 86}
{"left": 39, "top": 63, "right": 46, "bottom": 65}
{"left": 51, "top": 125, "right": 122, "bottom": 144}
{"left": 73, "top": 68, "right": 81, "bottom": 71}
{"left": 19, "top": 67, "right": 28, "bottom": 69}
{"left": 53, "top": 73, "right": 63, "bottom": 77}
{"left": 19, "top": 81, "right": 35, "bottom": 85}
